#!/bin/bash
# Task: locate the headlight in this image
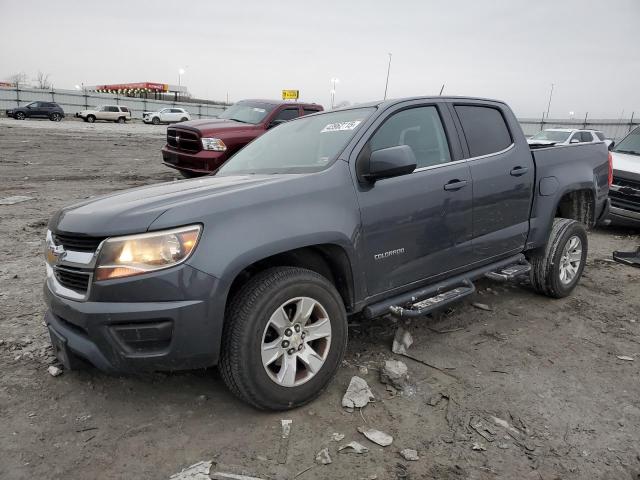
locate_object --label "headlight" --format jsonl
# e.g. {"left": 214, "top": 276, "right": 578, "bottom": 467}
{"left": 201, "top": 137, "right": 227, "bottom": 151}
{"left": 94, "top": 225, "right": 202, "bottom": 281}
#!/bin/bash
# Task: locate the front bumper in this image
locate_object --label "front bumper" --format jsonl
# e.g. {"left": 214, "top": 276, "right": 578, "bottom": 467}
{"left": 162, "top": 145, "right": 228, "bottom": 176}
{"left": 44, "top": 264, "right": 224, "bottom": 373}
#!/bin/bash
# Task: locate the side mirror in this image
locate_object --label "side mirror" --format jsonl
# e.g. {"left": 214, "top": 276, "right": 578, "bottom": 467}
{"left": 361, "top": 145, "right": 417, "bottom": 182}
{"left": 570, "top": 138, "right": 580, "bottom": 144}
{"left": 268, "top": 119, "right": 287, "bottom": 129}
{"left": 608, "top": 141, "right": 615, "bottom": 151}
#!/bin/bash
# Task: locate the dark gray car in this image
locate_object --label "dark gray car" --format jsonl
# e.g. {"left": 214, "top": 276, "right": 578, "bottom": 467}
{"left": 7, "top": 101, "right": 65, "bottom": 121}
{"left": 44, "top": 96, "right": 610, "bottom": 410}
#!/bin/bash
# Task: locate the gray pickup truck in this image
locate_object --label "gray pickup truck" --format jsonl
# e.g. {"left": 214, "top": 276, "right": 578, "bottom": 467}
{"left": 44, "top": 96, "right": 611, "bottom": 410}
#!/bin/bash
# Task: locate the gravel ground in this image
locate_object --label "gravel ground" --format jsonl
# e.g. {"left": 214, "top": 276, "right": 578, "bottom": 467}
{"left": 1, "top": 118, "right": 639, "bottom": 480}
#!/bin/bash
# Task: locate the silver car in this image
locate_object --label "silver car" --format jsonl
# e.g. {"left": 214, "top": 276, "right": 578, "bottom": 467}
{"left": 528, "top": 128, "right": 612, "bottom": 148}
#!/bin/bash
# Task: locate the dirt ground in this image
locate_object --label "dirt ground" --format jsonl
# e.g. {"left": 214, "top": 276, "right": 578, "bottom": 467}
{"left": 1, "top": 117, "right": 639, "bottom": 480}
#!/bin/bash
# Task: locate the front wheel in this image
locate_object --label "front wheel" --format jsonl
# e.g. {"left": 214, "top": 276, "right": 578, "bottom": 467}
{"left": 152, "top": 116, "right": 160, "bottom": 125}
{"left": 220, "top": 267, "right": 347, "bottom": 410}
{"left": 14, "top": 112, "right": 25, "bottom": 120}
{"left": 86, "top": 115, "right": 96, "bottom": 123}
{"left": 528, "top": 218, "right": 588, "bottom": 298}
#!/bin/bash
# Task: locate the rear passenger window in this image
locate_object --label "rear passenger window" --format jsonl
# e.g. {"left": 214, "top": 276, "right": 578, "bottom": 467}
{"left": 107, "top": 106, "right": 119, "bottom": 112}
{"left": 455, "top": 105, "right": 512, "bottom": 157}
{"left": 274, "top": 108, "right": 300, "bottom": 122}
{"left": 368, "top": 106, "right": 451, "bottom": 169}
{"left": 303, "top": 108, "right": 321, "bottom": 116}
{"left": 580, "top": 131, "right": 593, "bottom": 142}
{"left": 595, "top": 132, "right": 605, "bottom": 141}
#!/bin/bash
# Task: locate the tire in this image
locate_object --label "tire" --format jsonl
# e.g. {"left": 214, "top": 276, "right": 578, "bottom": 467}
{"left": 86, "top": 115, "right": 96, "bottom": 123}
{"left": 14, "top": 111, "right": 25, "bottom": 120}
{"left": 49, "top": 113, "right": 62, "bottom": 122}
{"left": 116, "top": 117, "right": 125, "bottom": 123}
{"left": 528, "top": 218, "right": 588, "bottom": 298}
{"left": 179, "top": 170, "right": 201, "bottom": 179}
{"left": 219, "top": 267, "right": 348, "bottom": 410}
{"left": 180, "top": 117, "right": 188, "bottom": 122}
{"left": 152, "top": 116, "right": 160, "bottom": 125}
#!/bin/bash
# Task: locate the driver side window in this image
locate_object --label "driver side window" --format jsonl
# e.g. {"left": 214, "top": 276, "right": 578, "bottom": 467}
{"left": 368, "top": 106, "right": 451, "bottom": 169}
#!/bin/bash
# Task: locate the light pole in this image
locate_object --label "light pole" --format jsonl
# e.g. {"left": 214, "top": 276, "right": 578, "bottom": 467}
{"left": 383, "top": 53, "right": 392, "bottom": 100}
{"left": 330, "top": 77, "right": 339, "bottom": 109}
{"left": 178, "top": 68, "right": 186, "bottom": 87}
{"left": 545, "top": 83, "right": 554, "bottom": 120}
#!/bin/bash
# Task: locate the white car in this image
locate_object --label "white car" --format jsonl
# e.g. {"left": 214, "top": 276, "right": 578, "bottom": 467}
{"left": 528, "top": 128, "right": 613, "bottom": 148}
{"left": 76, "top": 105, "right": 132, "bottom": 123}
{"left": 608, "top": 126, "right": 640, "bottom": 227}
{"left": 143, "top": 108, "right": 191, "bottom": 125}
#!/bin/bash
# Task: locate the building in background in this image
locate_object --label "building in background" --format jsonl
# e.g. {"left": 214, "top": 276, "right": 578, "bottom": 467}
{"left": 83, "top": 82, "right": 190, "bottom": 101}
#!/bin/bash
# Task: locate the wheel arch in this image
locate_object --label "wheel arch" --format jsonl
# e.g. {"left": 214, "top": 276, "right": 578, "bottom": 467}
{"left": 225, "top": 244, "right": 356, "bottom": 315}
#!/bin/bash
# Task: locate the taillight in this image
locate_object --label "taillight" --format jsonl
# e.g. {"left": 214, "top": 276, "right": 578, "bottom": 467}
{"left": 608, "top": 152, "right": 613, "bottom": 187}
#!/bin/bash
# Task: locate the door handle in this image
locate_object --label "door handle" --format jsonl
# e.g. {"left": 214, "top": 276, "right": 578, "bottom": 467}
{"left": 510, "top": 166, "right": 529, "bottom": 176}
{"left": 443, "top": 180, "right": 468, "bottom": 191}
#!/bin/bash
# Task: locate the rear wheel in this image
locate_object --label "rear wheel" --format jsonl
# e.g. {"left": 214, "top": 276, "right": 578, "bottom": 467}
{"left": 152, "top": 116, "right": 160, "bottom": 125}
{"left": 86, "top": 115, "right": 96, "bottom": 123}
{"left": 14, "top": 111, "right": 25, "bottom": 120}
{"left": 219, "top": 267, "right": 347, "bottom": 410}
{"left": 50, "top": 112, "right": 62, "bottom": 122}
{"left": 116, "top": 117, "right": 126, "bottom": 123}
{"left": 180, "top": 117, "right": 188, "bottom": 122}
{"left": 528, "top": 218, "right": 587, "bottom": 298}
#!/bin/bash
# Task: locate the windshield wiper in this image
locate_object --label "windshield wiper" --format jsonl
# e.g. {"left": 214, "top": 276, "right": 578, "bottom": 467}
{"left": 615, "top": 149, "right": 640, "bottom": 156}
{"left": 229, "top": 118, "right": 251, "bottom": 124}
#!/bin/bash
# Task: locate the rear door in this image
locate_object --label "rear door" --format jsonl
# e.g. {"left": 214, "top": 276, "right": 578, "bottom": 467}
{"left": 452, "top": 102, "right": 535, "bottom": 260}
{"left": 353, "top": 100, "right": 474, "bottom": 296}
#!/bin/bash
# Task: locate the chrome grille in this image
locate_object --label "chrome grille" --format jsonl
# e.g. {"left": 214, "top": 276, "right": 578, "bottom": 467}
{"left": 167, "top": 128, "right": 201, "bottom": 152}
{"left": 611, "top": 176, "right": 640, "bottom": 213}
{"left": 53, "top": 232, "right": 104, "bottom": 252}
{"left": 54, "top": 267, "right": 91, "bottom": 293}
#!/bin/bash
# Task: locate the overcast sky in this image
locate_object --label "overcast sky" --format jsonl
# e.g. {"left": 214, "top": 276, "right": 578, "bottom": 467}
{"left": 1, "top": 0, "right": 638, "bottom": 118}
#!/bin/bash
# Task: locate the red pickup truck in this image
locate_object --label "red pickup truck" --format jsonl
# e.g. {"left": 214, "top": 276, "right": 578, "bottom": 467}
{"left": 162, "top": 99, "right": 324, "bottom": 177}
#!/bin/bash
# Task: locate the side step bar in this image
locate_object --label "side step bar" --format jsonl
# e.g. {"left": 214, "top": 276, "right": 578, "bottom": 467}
{"left": 363, "top": 254, "right": 526, "bottom": 319}
{"left": 485, "top": 262, "right": 531, "bottom": 281}
{"left": 389, "top": 280, "right": 475, "bottom": 318}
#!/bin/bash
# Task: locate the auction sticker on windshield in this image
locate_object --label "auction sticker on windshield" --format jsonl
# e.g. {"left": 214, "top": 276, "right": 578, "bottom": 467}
{"left": 321, "top": 120, "right": 362, "bottom": 133}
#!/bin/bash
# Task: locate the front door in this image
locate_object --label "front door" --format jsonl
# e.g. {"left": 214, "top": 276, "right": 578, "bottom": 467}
{"left": 452, "top": 103, "right": 535, "bottom": 259}
{"left": 354, "top": 103, "right": 474, "bottom": 297}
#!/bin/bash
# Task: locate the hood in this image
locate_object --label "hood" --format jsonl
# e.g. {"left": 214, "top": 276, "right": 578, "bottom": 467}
{"left": 51, "top": 174, "right": 293, "bottom": 237}
{"left": 177, "top": 118, "right": 259, "bottom": 134}
{"left": 527, "top": 139, "right": 559, "bottom": 146}
{"left": 611, "top": 151, "right": 640, "bottom": 175}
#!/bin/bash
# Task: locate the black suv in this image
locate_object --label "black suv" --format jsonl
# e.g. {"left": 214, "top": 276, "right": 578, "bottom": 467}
{"left": 6, "top": 102, "right": 65, "bottom": 121}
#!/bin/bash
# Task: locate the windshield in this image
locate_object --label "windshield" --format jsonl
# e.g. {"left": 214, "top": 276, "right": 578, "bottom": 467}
{"left": 613, "top": 127, "right": 640, "bottom": 156}
{"left": 218, "top": 107, "right": 375, "bottom": 175}
{"left": 218, "top": 101, "right": 277, "bottom": 124}
{"left": 530, "top": 130, "right": 571, "bottom": 142}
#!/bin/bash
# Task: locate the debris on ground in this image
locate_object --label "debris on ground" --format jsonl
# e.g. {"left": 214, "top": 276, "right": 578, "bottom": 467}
{"left": 357, "top": 426, "right": 393, "bottom": 446}
{"left": 472, "top": 302, "right": 492, "bottom": 311}
{"left": 277, "top": 419, "right": 292, "bottom": 464}
{"left": 331, "top": 433, "right": 345, "bottom": 442}
{"left": 613, "top": 247, "right": 640, "bottom": 267}
{"left": 315, "top": 447, "right": 332, "bottom": 465}
{"left": 359, "top": 366, "right": 369, "bottom": 375}
{"left": 426, "top": 392, "right": 446, "bottom": 406}
{"left": 169, "top": 460, "right": 212, "bottom": 480}
{"left": 392, "top": 327, "right": 413, "bottom": 355}
{"left": 489, "top": 416, "right": 522, "bottom": 437}
{"left": 342, "top": 376, "right": 374, "bottom": 411}
{"left": 338, "top": 441, "right": 369, "bottom": 454}
{"left": 380, "top": 359, "right": 409, "bottom": 389}
{"left": 616, "top": 355, "right": 634, "bottom": 361}
{"left": 48, "top": 365, "right": 63, "bottom": 377}
{"left": 472, "top": 442, "right": 487, "bottom": 451}
{"left": 212, "top": 472, "right": 265, "bottom": 480}
{"left": 399, "top": 448, "right": 419, "bottom": 461}
{"left": 0, "top": 195, "right": 34, "bottom": 205}
{"left": 469, "top": 416, "right": 497, "bottom": 442}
